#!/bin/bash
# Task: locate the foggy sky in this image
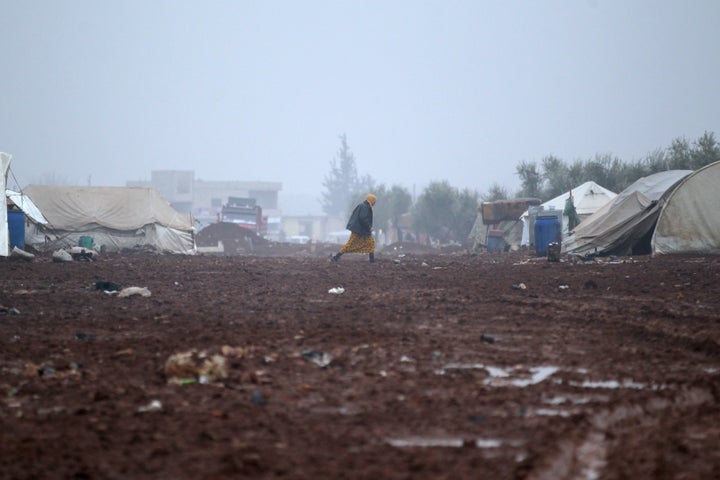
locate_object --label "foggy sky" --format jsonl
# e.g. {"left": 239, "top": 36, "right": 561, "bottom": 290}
{"left": 1, "top": 1, "right": 719, "bottom": 214}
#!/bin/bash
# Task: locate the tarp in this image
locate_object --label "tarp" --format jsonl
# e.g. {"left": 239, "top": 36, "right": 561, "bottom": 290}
{"left": 0, "top": 153, "right": 10, "bottom": 256}
{"left": 521, "top": 181, "right": 616, "bottom": 246}
{"left": 23, "top": 185, "right": 196, "bottom": 254}
{"left": 563, "top": 170, "right": 692, "bottom": 256}
{"left": 6, "top": 190, "right": 48, "bottom": 225}
{"left": 652, "top": 162, "right": 720, "bottom": 254}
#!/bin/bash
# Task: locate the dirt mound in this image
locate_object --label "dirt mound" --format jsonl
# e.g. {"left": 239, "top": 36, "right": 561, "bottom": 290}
{"left": 196, "top": 222, "right": 268, "bottom": 254}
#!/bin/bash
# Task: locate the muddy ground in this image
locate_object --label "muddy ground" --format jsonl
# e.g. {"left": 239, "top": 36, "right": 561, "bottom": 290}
{"left": 1, "top": 244, "right": 719, "bottom": 479}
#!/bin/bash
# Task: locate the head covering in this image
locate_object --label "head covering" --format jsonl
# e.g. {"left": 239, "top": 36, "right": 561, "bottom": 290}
{"left": 365, "top": 193, "right": 377, "bottom": 206}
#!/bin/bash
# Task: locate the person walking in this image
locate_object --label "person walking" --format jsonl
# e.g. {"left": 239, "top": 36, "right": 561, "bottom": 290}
{"left": 331, "top": 193, "right": 377, "bottom": 263}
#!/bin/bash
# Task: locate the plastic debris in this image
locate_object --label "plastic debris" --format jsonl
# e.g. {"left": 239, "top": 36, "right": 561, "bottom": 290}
{"left": 10, "top": 246, "right": 34, "bottom": 261}
{"left": 558, "top": 285, "right": 570, "bottom": 291}
{"left": 480, "top": 334, "right": 495, "bottom": 344}
{"left": 165, "top": 349, "right": 229, "bottom": 384}
{"left": 301, "top": 350, "right": 333, "bottom": 368}
{"left": 0, "top": 306, "right": 20, "bottom": 316}
{"left": 511, "top": 283, "right": 527, "bottom": 290}
{"left": 52, "top": 249, "right": 73, "bottom": 262}
{"left": 95, "top": 280, "right": 122, "bottom": 292}
{"left": 251, "top": 390, "right": 267, "bottom": 406}
{"left": 328, "top": 287, "right": 345, "bottom": 294}
{"left": 74, "top": 332, "right": 97, "bottom": 342}
{"left": 69, "top": 247, "right": 96, "bottom": 261}
{"left": 547, "top": 242, "right": 561, "bottom": 262}
{"left": 138, "top": 400, "right": 163, "bottom": 413}
{"left": 117, "top": 287, "right": 152, "bottom": 298}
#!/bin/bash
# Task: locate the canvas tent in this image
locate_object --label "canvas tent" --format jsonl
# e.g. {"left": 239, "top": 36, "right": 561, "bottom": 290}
{"left": 23, "top": 185, "right": 196, "bottom": 254}
{"left": 562, "top": 170, "right": 692, "bottom": 256}
{"left": 652, "top": 162, "right": 720, "bottom": 254}
{"left": 520, "top": 181, "right": 617, "bottom": 246}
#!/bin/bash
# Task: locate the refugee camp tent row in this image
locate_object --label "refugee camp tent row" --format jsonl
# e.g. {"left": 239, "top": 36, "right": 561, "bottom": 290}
{"left": 563, "top": 161, "right": 720, "bottom": 256}
{"left": 520, "top": 181, "right": 617, "bottom": 247}
{"left": 562, "top": 170, "right": 692, "bottom": 256}
{"left": 22, "top": 185, "right": 196, "bottom": 254}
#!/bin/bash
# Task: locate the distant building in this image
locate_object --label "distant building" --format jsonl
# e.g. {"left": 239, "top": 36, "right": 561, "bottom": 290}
{"left": 127, "top": 170, "right": 282, "bottom": 238}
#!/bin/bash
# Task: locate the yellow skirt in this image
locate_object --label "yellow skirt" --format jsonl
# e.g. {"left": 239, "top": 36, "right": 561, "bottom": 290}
{"left": 339, "top": 233, "right": 375, "bottom": 254}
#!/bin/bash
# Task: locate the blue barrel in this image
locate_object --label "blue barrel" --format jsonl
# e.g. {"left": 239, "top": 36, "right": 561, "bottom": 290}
{"left": 7, "top": 210, "right": 25, "bottom": 250}
{"left": 486, "top": 229, "right": 504, "bottom": 253}
{"left": 534, "top": 216, "right": 561, "bottom": 256}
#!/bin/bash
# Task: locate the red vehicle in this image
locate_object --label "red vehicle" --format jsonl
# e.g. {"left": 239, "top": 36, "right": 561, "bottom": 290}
{"left": 220, "top": 197, "right": 266, "bottom": 235}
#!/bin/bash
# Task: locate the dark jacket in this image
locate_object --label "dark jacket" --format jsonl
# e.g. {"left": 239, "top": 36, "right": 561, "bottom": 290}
{"left": 346, "top": 200, "right": 373, "bottom": 237}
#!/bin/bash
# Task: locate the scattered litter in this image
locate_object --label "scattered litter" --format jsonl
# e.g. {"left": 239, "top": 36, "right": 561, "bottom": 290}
{"left": 165, "top": 349, "right": 229, "bottom": 384}
{"left": 301, "top": 350, "right": 333, "bottom": 368}
{"left": 251, "top": 390, "right": 268, "bottom": 406}
{"left": 0, "top": 306, "right": 20, "bottom": 315}
{"left": 69, "top": 247, "right": 96, "bottom": 261}
{"left": 400, "top": 355, "right": 413, "bottom": 363}
{"left": 95, "top": 280, "right": 122, "bottom": 292}
{"left": 328, "top": 287, "right": 345, "bottom": 294}
{"left": 393, "top": 259, "right": 401, "bottom": 264}
{"left": 511, "top": 283, "right": 527, "bottom": 290}
{"left": 10, "top": 246, "right": 34, "bottom": 261}
{"left": 137, "top": 400, "right": 163, "bottom": 413}
{"left": 558, "top": 285, "right": 570, "bottom": 291}
{"left": 74, "top": 332, "right": 96, "bottom": 342}
{"left": 220, "top": 345, "right": 248, "bottom": 358}
{"left": 117, "top": 287, "right": 152, "bottom": 298}
{"left": 52, "top": 249, "right": 73, "bottom": 262}
{"left": 547, "top": 242, "right": 561, "bottom": 262}
{"left": 480, "top": 334, "right": 495, "bottom": 344}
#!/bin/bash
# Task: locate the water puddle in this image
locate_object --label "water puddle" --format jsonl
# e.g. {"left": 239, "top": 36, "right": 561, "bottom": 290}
{"left": 569, "top": 379, "right": 648, "bottom": 390}
{"left": 437, "top": 364, "right": 559, "bottom": 387}
{"left": 386, "top": 436, "right": 503, "bottom": 448}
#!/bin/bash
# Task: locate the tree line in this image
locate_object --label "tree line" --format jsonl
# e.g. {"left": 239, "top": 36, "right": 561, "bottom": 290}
{"left": 322, "top": 131, "right": 720, "bottom": 245}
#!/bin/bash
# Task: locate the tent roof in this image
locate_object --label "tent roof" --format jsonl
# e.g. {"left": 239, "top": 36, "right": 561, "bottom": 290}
{"left": 523, "top": 181, "right": 616, "bottom": 219}
{"left": 24, "top": 185, "right": 193, "bottom": 231}
{"left": 612, "top": 169, "right": 693, "bottom": 204}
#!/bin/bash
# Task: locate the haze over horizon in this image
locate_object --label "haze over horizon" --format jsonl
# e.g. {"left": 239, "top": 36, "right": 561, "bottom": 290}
{"left": 2, "top": 1, "right": 719, "bottom": 215}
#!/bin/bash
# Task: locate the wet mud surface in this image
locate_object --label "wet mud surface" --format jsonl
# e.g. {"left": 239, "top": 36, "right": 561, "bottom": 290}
{"left": 1, "top": 248, "right": 720, "bottom": 479}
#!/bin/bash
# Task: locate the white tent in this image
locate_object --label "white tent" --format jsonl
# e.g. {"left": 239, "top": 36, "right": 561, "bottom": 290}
{"left": 652, "top": 162, "right": 720, "bottom": 254}
{"left": 521, "top": 181, "right": 616, "bottom": 246}
{"left": 23, "top": 185, "right": 196, "bottom": 254}
{"left": 562, "top": 170, "right": 692, "bottom": 256}
{"left": 0, "top": 153, "right": 11, "bottom": 256}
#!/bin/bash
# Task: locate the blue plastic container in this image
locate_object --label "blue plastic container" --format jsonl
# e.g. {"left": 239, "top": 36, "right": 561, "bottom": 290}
{"left": 7, "top": 210, "right": 25, "bottom": 250}
{"left": 486, "top": 229, "right": 504, "bottom": 253}
{"left": 534, "top": 216, "right": 561, "bottom": 256}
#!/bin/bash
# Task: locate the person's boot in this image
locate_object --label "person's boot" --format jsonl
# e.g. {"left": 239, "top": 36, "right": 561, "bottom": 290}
{"left": 331, "top": 253, "right": 342, "bottom": 262}
{"left": 369, "top": 253, "right": 375, "bottom": 263}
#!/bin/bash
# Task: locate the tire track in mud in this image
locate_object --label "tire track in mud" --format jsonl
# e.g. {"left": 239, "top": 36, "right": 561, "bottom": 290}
{"left": 525, "top": 385, "right": 717, "bottom": 480}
